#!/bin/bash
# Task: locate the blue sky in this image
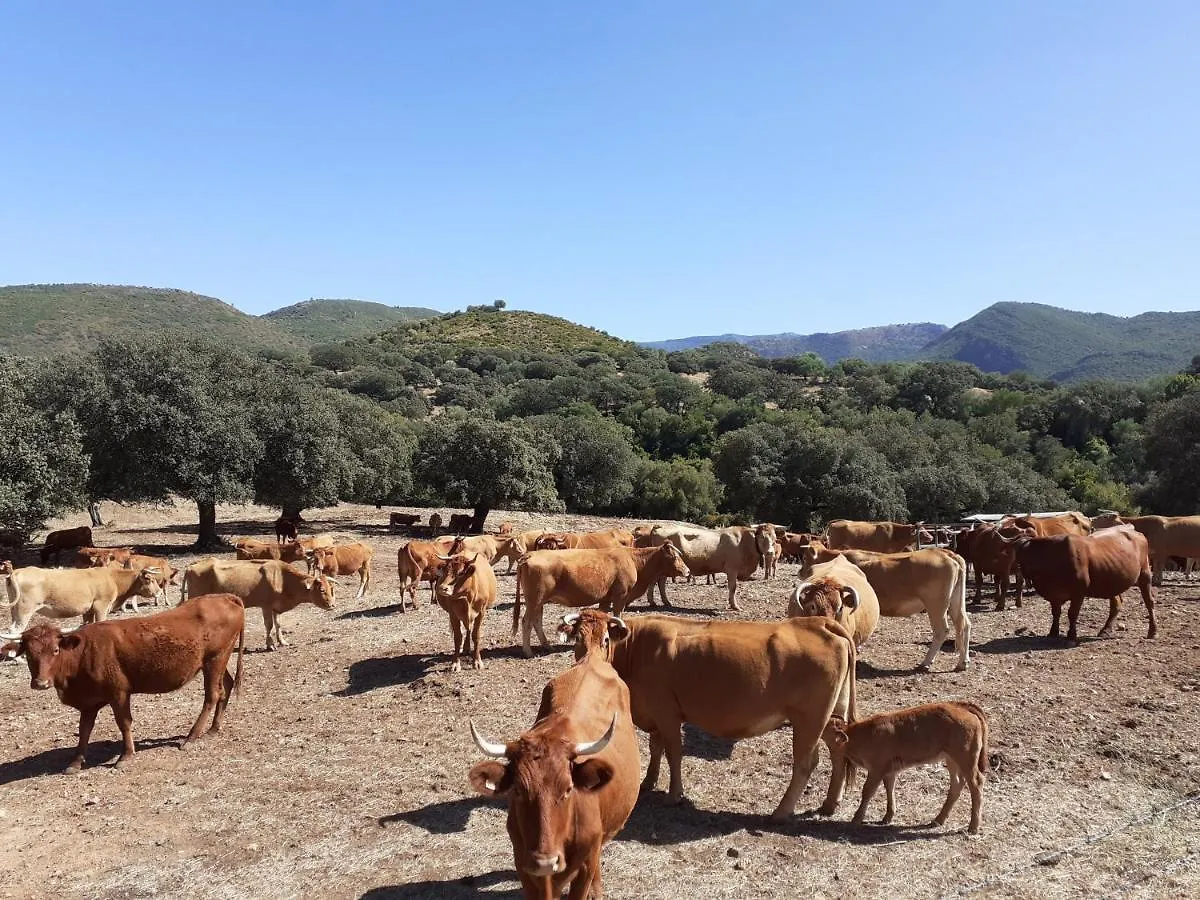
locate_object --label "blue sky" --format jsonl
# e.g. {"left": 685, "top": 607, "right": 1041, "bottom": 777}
{"left": 3, "top": 2, "right": 1198, "bottom": 341}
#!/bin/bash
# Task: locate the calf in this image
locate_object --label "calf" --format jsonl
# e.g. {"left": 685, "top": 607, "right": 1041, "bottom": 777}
{"left": 274, "top": 516, "right": 298, "bottom": 543}
{"left": 235, "top": 538, "right": 307, "bottom": 564}
{"left": 308, "top": 541, "right": 374, "bottom": 600}
{"left": 821, "top": 701, "right": 989, "bottom": 834}
{"left": 114, "top": 555, "right": 182, "bottom": 610}
{"left": 1, "top": 593, "right": 246, "bottom": 772}
{"left": 41, "top": 526, "right": 94, "bottom": 565}
{"left": 73, "top": 546, "right": 136, "bottom": 569}
{"left": 433, "top": 553, "right": 498, "bottom": 671}
{"left": 397, "top": 540, "right": 448, "bottom": 610}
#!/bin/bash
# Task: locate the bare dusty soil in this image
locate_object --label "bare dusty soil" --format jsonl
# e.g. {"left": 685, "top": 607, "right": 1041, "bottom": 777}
{"left": 2, "top": 503, "right": 1199, "bottom": 900}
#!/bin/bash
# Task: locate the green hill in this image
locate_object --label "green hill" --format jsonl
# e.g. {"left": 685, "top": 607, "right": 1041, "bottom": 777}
{"left": 644, "top": 323, "right": 947, "bottom": 362}
{"left": 922, "top": 302, "right": 1200, "bottom": 381}
{"left": 368, "top": 309, "right": 637, "bottom": 356}
{"left": 262, "top": 298, "right": 439, "bottom": 344}
{"left": 0, "top": 284, "right": 306, "bottom": 357}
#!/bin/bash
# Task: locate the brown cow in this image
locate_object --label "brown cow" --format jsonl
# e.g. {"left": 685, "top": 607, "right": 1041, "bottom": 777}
{"left": 789, "top": 554, "right": 881, "bottom": 649}
{"left": 826, "top": 520, "right": 933, "bottom": 553}
{"left": 447, "top": 513, "right": 474, "bottom": 533}
{"left": 308, "top": 542, "right": 374, "bottom": 600}
{"left": 274, "top": 516, "right": 298, "bottom": 543}
{"left": 396, "top": 540, "right": 450, "bottom": 610}
{"left": 115, "top": 554, "right": 181, "bottom": 609}
{"left": 389, "top": 512, "right": 420, "bottom": 531}
{"left": 496, "top": 521, "right": 515, "bottom": 536}
{"left": 468, "top": 610, "right": 639, "bottom": 898}
{"left": 1092, "top": 514, "right": 1200, "bottom": 587}
{"left": 534, "top": 529, "right": 636, "bottom": 551}
{"left": 73, "top": 546, "right": 136, "bottom": 569}
{"left": 778, "top": 531, "right": 821, "bottom": 563}
{"left": 513, "top": 544, "right": 690, "bottom": 657}
{"left": 41, "top": 526, "right": 94, "bottom": 565}
{"left": 182, "top": 558, "right": 335, "bottom": 650}
{"left": 598, "top": 611, "right": 857, "bottom": 820}
{"left": 435, "top": 533, "right": 502, "bottom": 563}
{"left": 1010, "top": 512, "right": 1092, "bottom": 538}
{"left": 1005, "top": 524, "right": 1155, "bottom": 642}
{"left": 432, "top": 553, "right": 498, "bottom": 671}
{"left": 235, "top": 537, "right": 307, "bottom": 564}
{"left": 821, "top": 701, "right": 989, "bottom": 834}
{"left": 967, "top": 523, "right": 1028, "bottom": 610}
{"left": 1, "top": 593, "right": 245, "bottom": 772}
{"left": 2, "top": 564, "right": 169, "bottom": 636}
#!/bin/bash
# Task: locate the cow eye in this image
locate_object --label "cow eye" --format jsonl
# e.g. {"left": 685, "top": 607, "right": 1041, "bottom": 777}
{"left": 53, "top": 648, "right": 60, "bottom": 656}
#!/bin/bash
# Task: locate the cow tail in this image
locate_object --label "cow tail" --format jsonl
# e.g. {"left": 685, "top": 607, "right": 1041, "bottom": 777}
{"left": 232, "top": 605, "right": 246, "bottom": 700}
{"left": 1, "top": 573, "right": 20, "bottom": 611}
{"left": 838, "top": 623, "right": 859, "bottom": 791}
{"left": 512, "top": 557, "right": 526, "bottom": 636}
{"left": 960, "top": 701, "right": 989, "bottom": 774}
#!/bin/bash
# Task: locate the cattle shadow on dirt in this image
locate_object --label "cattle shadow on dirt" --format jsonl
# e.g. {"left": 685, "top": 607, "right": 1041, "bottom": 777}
{"left": 336, "top": 654, "right": 439, "bottom": 695}
{"left": 0, "top": 736, "right": 184, "bottom": 785}
{"left": 379, "top": 796, "right": 497, "bottom": 834}
{"left": 972, "top": 633, "right": 1070, "bottom": 655}
{"left": 337, "top": 603, "right": 408, "bottom": 620}
{"left": 683, "top": 724, "right": 736, "bottom": 761}
{"left": 360, "top": 870, "right": 521, "bottom": 900}
{"left": 856, "top": 659, "right": 921, "bottom": 680}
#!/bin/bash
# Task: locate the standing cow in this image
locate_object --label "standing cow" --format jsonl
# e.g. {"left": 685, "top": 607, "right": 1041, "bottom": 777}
{"left": 789, "top": 553, "right": 880, "bottom": 649}
{"left": 826, "top": 520, "right": 933, "bottom": 553}
{"left": 40, "top": 526, "right": 95, "bottom": 565}
{"left": 644, "top": 524, "right": 774, "bottom": 610}
{"left": 1093, "top": 514, "right": 1200, "bottom": 587}
{"left": 433, "top": 553, "right": 497, "bottom": 672}
{"left": 307, "top": 541, "right": 374, "bottom": 600}
{"left": 2, "top": 564, "right": 168, "bottom": 636}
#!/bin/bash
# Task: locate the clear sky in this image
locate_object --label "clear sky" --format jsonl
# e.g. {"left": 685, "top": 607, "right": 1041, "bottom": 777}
{"left": 3, "top": 2, "right": 1198, "bottom": 341}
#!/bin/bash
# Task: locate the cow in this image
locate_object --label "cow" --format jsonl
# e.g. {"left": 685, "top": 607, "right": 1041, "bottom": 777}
{"left": 297, "top": 534, "right": 336, "bottom": 552}
{"left": 448, "top": 513, "right": 474, "bottom": 533}
{"left": 1, "top": 593, "right": 246, "bottom": 773}
{"left": 40, "top": 526, "right": 94, "bottom": 565}
{"left": 789, "top": 554, "right": 880, "bottom": 649}
{"left": 496, "top": 521, "right": 515, "bottom": 536}
{"left": 800, "top": 545, "right": 971, "bottom": 671}
{"left": 389, "top": 512, "right": 420, "bottom": 531}
{"left": 428, "top": 513, "right": 444, "bottom": 536}
{"left": 435, "top": 533, "right": 502, "bottom": 562}
{"left": 1010, "top": 512, "right": 1092, "bottom": 538}
{"left": 821, "top": 701, "right": 988, "bottom": 834}
{"left": 778, "top": 531, "right": 821, "bottom": 564}
{"left": 513, "top": 544, "right": 690, "bottom": 658}
{"left": 1003, "top": 524, "right": 1155, "bottom": 642}
{"left": 2, "top": 564, "right": 169, "bottom": 636}
{"left": 468, "top": 610, "right": 639, "bottom": 899}
{"left": 762, "top": 540, "right": 778, "bottom": 579}
{"left": 966, "top": 523, "right": 1027, "bottom": 610}
{"left": 643, "top": 523, "right": 775, "bottom": 610}
{"left": 0, "top": 530, "right": 24, "bottom": 552}
{"left": 826, "top": 520, "right": 933, "bottom": 553}
{"left": 492, "top": 535, "right": 529, "bottom": 574}
{"left": 181, "top": 558, "right": 335, "bottom": 650}
{"left": 307, "top": 542, "right": 374, "bottom": 600}
{"left": 582, "top": 610, "right": 857, "bottom": 820}
{"left": 397, "top": 540, "right": 451, "bottom": 610}
{"left": 274, "top": 516, "right": 298, "bottom": 543}
{"left": 1091, "top": 514, "right": 1200, "bottom": 587}
{"left": 73, "top": 547, "right": 136, "bottom": 569}
{"left": 115, "top": 554, "right": 181, "bottom": 609}
{"left": 235, "top": 537, "right": 307, "bottom": 564}
{"left": 432, "top": 553, "right": 498, "bottom": 672}
{"left": 630, "top": 525, "right": 655, "bottom": 547}
{"left": 533, "top": 529, "right": 636, "bottom": 551}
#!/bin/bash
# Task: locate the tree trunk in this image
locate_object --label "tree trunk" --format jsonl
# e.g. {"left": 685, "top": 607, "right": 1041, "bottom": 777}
{"left": 88, "top": 501, "right": 105, "bottom": 527}
{"left": 195, "top": 500, "right": 226, "bottom": 550}
{"left": 470, "top": 503, "right": 490, "bottom": 535}
{"left": 281, "top": 504, "right": 304, "bottom": 522}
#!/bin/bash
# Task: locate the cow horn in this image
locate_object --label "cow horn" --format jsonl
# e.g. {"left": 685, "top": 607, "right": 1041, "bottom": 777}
{"left": 840, "top": 586, "right": 860, "bottom": 611}
{"left": 560, "top": 612, "right": 581, "bottom": 628}
{"left": 573, "top": 713, "right": 617, "bottom": 757}
{"left": 469, "top": 720, "right": 508, "bottom": 759}
{"left": 436, "top": 554, "right": 453, "bottom": 561}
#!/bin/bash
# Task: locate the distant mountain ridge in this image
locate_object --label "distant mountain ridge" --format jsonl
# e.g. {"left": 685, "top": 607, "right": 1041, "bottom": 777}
{"left": 644, "top": 322, "right": 948, "bottom": 362}
{"left": 264, "top": 298, "right": 439, "bottom": 344}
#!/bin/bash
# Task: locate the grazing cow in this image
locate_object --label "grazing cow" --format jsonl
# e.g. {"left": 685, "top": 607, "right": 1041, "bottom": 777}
{"left": 967, "top": 523, "right": 1027, "bottom": 610}
{"left": 514, "top": 544, "right": 690, "bottom": 658}
{"left": 114, "top": 554, "right": 181, "bottom": 609}
{"left": 1010, "top": 512, "right": 1092, "bottom": 538}
{"left": 448, "top": 513, "right": 474, "bottom": 533}
{"left": 40, "top": 526, "right": 94, "bottom": 565}
{"left": 432, "top": 553, "right": 498, "bottom": 671}
{"left": 801, "top": 545, "right": 971, "bottom": 671}
{"left": 396, "top": 540, "right": 450, "bottom": 610}
{"left": 1092, "top": 514, "right": 1200, "bottom": 587}
{"left": 789, "top": 554, "right": 881, "bottom": 649}
{"left": 644, "top": 523, "right": 775, "bottom": 610}
{"left": 826, "top": 520, "right": 933, "bottom": 553}
{"left": 468, "top": 610, "right": 639, "bottom": 899}
{"left": 2, "top": 564, "right": 168, "bottom": 636}
{"left": 235, "top": 537, "right": 307, "bottom": 564}
{"left": 274, "top": 516, "right": 298, "bottom": 543}
{"left": 821, "top": 701, "right": 988, "bottom": 834}
{"left": 496, "top": 521, "right": 515, "bottom": 536}
{"left": 1004, "top": 524, "right": 1155, "bottom": 642}
{"left": 492, "top": 535, "right": 529, "bottom": 574}
{"left": 435, "top": 533, "right": 502, "bottom": 563}
{"left": 389, "top": 512, "right": 420, "bottom": 531}
{"left": 592, "top": 611, "right": 857, "bottom": 820}
{"left": 73, "top": 546, "right": 136, "bottom": 569}
{"left": 182, "top": 558, "right": 335, "bottom": 650}
{"left": 307, "top": 542, "right": 374, "bottom": 600}
{"left": 428, "top": 513, "right": 444, "bottom": 536}
{"left": 1, "top": 593, "right": 246, "bottom": 772}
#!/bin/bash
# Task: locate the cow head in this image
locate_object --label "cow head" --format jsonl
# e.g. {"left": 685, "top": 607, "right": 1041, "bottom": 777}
{"left": 789, "top": 577, "right": 860, "bottom": 620}
{"left": 2, "top": 624, "right": 79, "bottom": 690}
{"left": 753, "top": 523, "right": 776, "bottom": 559}
{"left": 434, "top": 553, "right": 481, "bottom": 601}
{"left": 656, "top": 541, "right": 690, "bottom": 580}
{"left": 468, "top": 715, "right": 618, "bottom": 878}
{"left": 499, "top": 535, "right": 526, "bottom": 557}
{"left": 799, "top": 540, "right": 839, "bottom": 573}
{"left": 534, "top": 534, "right": 569, "bottom": 551}
{"left": 631, "top": 525, "right": 655, "bottom": 548}
{"left": 133, "top": 568, "right": 170, "bottom": 602}
{"left": 558, "top": 609, "right": 630, "bottom": 662}
{"left": 0, "top": 560, "right": 13, "bottom": 579}
{"left": 306, "top": 574, "right": 335, "bottom": 609}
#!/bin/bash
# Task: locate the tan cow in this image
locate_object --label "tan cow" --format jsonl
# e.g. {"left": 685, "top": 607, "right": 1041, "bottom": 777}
{"left": 396, "top": 540, "right": 451, "bottom": 610}
{"left": 644, "top": 523, "right": 774, "bottom": 610}
{"left": 826, "top": 520, "right": 933, "bottom": 553}
{"left": 432, "top": 553, "right": 498, "bottom": 672}
{"left": 595, "top": 611, "right": 857, "bottom": 820}
{"left": 73, "top": 547, "right": 136, "bottom": 569}
{"left": 802, "top": 545, "right": 971, "bottom": 672}
{"left": 789, "top": 554, "right": 880, "bottom": 649}
{"left": 1092, "top": 514, "right": 1200, "bottom": 587}
{"left": 235, "top": 537, "right": 307, "bottom": 564}
{"left": 1010, "top": 512, "right": 1092, "bottom": 538}
{"left": 308, "top": 541, "right": 374, "bottom": 600}
{"left": 181, "top": 558, "right": 335, "bottom": 650}
{"left": 109, "top": 554, "right": 181, "bottom": 612}
{"left": 514, "top": 544, "right": 690, "bottom": 658}
{"left": 1, "top": 564, "right": 168, "bottom": 636}
{"left": 821, "top": 701, "right": 989, "bottom": 833}
{"left": 534, "top": 529, "right": 636, "bottom": 551}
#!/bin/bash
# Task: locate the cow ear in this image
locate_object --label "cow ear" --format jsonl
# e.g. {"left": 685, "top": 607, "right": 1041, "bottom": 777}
{"left": 59, "top": 633, "right": 82, "bottom": 651}
{"left": 469, "top": 761, "right": 511, "bottom": 797}
{"left": 2, "top": 641, "right": 23, "bottom": 659}
{"left": 572, "top": 759, "right": 614, "bottom": 793}
{"left": 607, "top": 618, "right": 630, "bottom": 643}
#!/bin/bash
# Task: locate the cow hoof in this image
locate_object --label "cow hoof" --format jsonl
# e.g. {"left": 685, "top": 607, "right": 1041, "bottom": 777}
{"left": 816, "top": 802, "right": 838, "bottom": 817}
{"left": 450, "top": 662, "right": 462, "bottom": 673}
{"left": 917, "top": 663, "right": 933, "bottom": 673}
{"left": 663, "top": 793, "right": 684, "bottom": 807}
{"left": 64, "top": 762, "right": 83, "bottom": 775}
{"left": 954, "top": 662, "right": 968, "bottom": 673}
{"left": 1097, "top": 629, "right": 1113, "bottom": 639}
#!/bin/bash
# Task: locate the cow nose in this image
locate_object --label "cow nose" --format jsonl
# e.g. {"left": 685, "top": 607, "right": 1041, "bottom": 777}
{"left": 31, "top": 678, "right": 51, "bottom": 690}
{"left": 529, "top": 854, "right": 561, "bottom": 876}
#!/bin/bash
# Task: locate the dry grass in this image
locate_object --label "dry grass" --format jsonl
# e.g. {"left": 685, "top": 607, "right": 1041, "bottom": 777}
{"left": 2, "top": 502, "right": 1199, "bottom": 899}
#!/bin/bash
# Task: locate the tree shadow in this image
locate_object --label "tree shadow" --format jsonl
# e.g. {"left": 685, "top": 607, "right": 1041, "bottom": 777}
{"left": 335, "top": 654, "right": 439, "bottom": 696}
{"left": 0, "top": 735, "right": 190, "bottom": 785}
{"left": 360, "top": 870, "right": 521, "bottom": 900}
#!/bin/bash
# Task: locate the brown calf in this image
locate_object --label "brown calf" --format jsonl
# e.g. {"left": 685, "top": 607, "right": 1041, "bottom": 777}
{"left": 308, "top": 542, "right": 374, "bottom": 600}
{"left": 1, "top": 593, "right": 246, "bottom": 772}
{"left": 433, "top": 553, "right": 498, "bottom": 672}
{"left": 73, "top": 546, "right": 136, "bottom": 569}
{"left": 821, "top": 701, "right": 988, "bottom": 833}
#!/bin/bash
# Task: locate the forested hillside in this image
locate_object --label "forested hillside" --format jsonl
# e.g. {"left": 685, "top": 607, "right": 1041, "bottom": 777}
{"left": 644, "top": 323, "right": 947, "bottom": 362}
{"left": 263, "top": 298, "right": 439, "bottom": 343}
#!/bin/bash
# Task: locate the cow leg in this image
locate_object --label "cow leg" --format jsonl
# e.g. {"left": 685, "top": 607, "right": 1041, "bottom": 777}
{"left": 880, "top": 771, "right": 897, "bottom": 825}
{"left": 918, "top": 608, "right": 949, "bottom": 671}
{"left": 1139, "top": 573, "right": 1157, "bottom": 639}
{"left": 642, "top": 731, "right": 664, "bottom": 791}
{"left": 520, "top": 602, "right": 536, "bottom": 658}
{"left": 185, "top": 661, "right": 223, "bottom": 744}
{"left": 262, "top": 608, "right": 280, "bottom": 650}
{"left": 67, "top": 705, "right": 102, "bottom": 773}
{"left": 994, "top": 572, "right": 1007, "bottom": 611}
{"left": 1151, "top": 553, "right": 1164, "bottom": 588}
{"left": 973, "top": 567, "right": 984, "bottom": 605}
{"left": 449, "top": 617, "right": 464, "bottom": 673}
{"left": 1014, "top": 568, "right": 1024, "bottom": 607}
{"left": 966, "top": 770, "right": 983, "bottom": 835}
{"left": 851, "top": 769, "right": 885, "bottom": 826}
{"left": 356, "top": 564, "right": 370, "bottom": 600}
{"left": 1098, "top": 595, "right": 1122, "bottom": 638}
{"left": 112, "top": 695, "right": 135, "bottom": 765}
{"left": 1066, "top": 596, "right": 1085, "bottom": 643}
{"left": 933, "top": 765, "right": 965, "bottom": 828}
{"left": 661, "top": 722, "right": 686, "bottom": 805}
{"left": 726, "top": 574, "right": 740, "bottom": 612}
{"left": 532, "top": 606, "right": 551, "bottom": 650}
{"left": 772, "top": 716, "right": 824, "bottom": 820}
{"left": 470, "top": 611, "right": 485, "bottom": 670}
{"left": 213, "top": 665, "right": 236, "bottom": 733}
{"left": 567, "top": 851, "right": 600, "bottom": 900}
{"left": 655, "top": 577, "right": 669, "bottom": 607}
{"left": 1047, "top": 599, "right": 1064, "bottom": 639}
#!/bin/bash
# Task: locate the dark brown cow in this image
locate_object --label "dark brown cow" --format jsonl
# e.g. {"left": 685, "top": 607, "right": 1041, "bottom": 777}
{"left": 389, "top": 512, "right": 420, "bottom": 531}
{"left": 468, "top": 609, "right": 639, "bottom": 898}
{"left": 1006, "top": 524, "right": 1155, "bottom": 642}
{"left": 1, "top": 593, "right": 245, "bottom": 772}
{"left": 448, "top": 513, "right": 474, "bottom": 533}
{"left": 274, "top": 517, "right": 298, "bottom": 543}
{"left": 73, "top": 546, "right": 136, "bottom": 569}
{"left": 968, "top": 523, "right": 1028, "bottom": 609}
{"left": 41, "top": 526, "right": 94, "bottom": 565}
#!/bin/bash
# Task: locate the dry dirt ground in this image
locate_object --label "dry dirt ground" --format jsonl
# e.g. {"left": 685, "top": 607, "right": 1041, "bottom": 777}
{"left": 2, "top": 503, "right": 1199, "bottom": 900}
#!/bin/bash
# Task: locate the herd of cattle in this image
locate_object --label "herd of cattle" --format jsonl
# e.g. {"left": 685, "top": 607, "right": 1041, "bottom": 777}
{"left": 3, "top": 509, "right": 1198, "bottom": 898}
